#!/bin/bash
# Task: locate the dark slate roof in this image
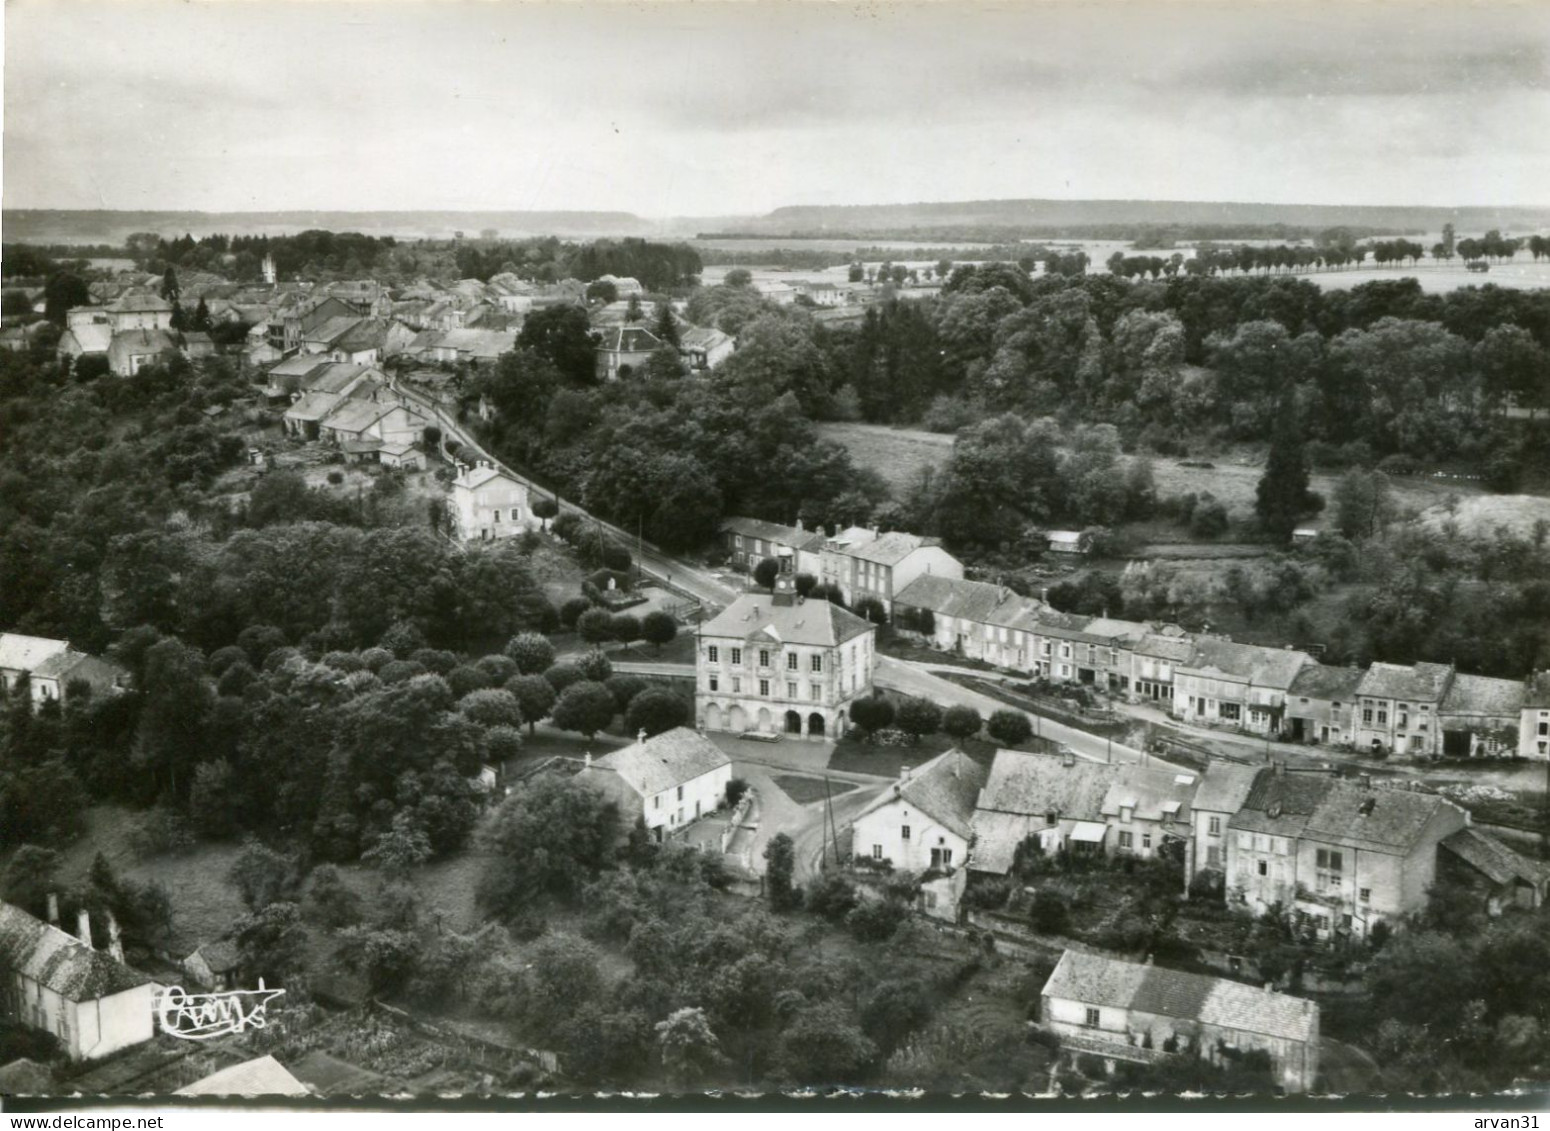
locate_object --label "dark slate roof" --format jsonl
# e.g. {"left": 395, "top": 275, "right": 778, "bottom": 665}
{"left": 0, "top": 902, "right": 157, "bottom": 1002}
{"left": 1442, "top": 827, "right": 1550, "bottom": 889}
{"left": 846, "top": 531, "right": 942, "bottom": 567}
{"left": 1289, "top": 663, "right": 1365, "bottom": 702}
{"left": 1181, "top": 637, "right": 1311, "bottom": 690}
{"left": 1229, "top": 770, "right": 1335, "bottom": 837}
{"left": 699, "top": 592, "right": 874, "bottom": 648}
{"left": 1133, "top": 633, "right": 1196, "bottom": 663}
{"left": 1192, "top": 761, "right": 1262, "bottom": 815}
{"left": 1357, "top": 661, "right": 1453, "bottom": 703}
{"left": 720, "top": 516, "right": 825, "bottom": 552}
{"left": 894, "top": 574, "right": 1027, "bottom": 626}
{"left": 858, "top": 748, "right": 987, "bottom": 840}
{"left": 1440, "top": 673, "right": 1525, "bottom": 718}
{"left": 976, "top": 749, "right": 1119, "bottom": 818}
{"left": 598, "top": 325, "right": 663, "bottom": 353}
{"left": 1301, "top": 783, "right": 1463, "bottom": 854}
{"left": 191, "top": 938, "right": 242, "bottom": 972}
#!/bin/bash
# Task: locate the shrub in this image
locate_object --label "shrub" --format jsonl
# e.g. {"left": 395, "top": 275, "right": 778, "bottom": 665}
{"left": 1190, "top": 498, "right": 1230, "bottom": 539}
{"left": 575, "top": 651, "right": 613, "bottom": 683}
{"left": 610, "top": 614, "right": 642, "bottom": 649}
{"left": 605, "top": 674, "right": 649, "bottom": 713}
{"left": 1028, "top": 890, "right": 1069, "bottom": 934}
{"left": 942, "top": 704, "right": 983, "bottom": 741}
{"left": 559, "top": 597, "right": 593, "bottom": 630}
{"left": 853, "top": 596, "right": 887, "bottom": 625}
{"left": 359, "top": 647, "right": 394, "bottom": 672}
{"left": 410, "top": 648, "right": 459, "bottom": 675}
{"left": 577, "top": 608, "right": 615, "bottom": 646}
{"left": 601, "top": 544, "right": 632, "bottom": 573}
{"left": 379, "top": 659, "right": 428, "bottom": 684}
{"left": 446, "top": 664, "right": 492, "bottom": 698}
{"left": 847, "top": 899, "right": 908, "bottom": 943}
{"left": 986, "top": 708, "right": 1033, "bottom": 747}
{"left": 625, "top": 687, "right": 688, "bottom": 738}
{"left": 806, "top": 872, "right": 860, "bottom": 922}
{"left": 543, "top": 663, "right": 585, "bottom": 694}
{"left": 552, "top": 512, "right": 584, "bottom": 543}
{"left": 484, "top": 724, "right": 525, "bottom": 763}
{"left": 327, "top": 470, "right": 344, "bottom": 486}
{"left": 850, "top": 695, "right": 895, "bottom": 736}
{"left": 895, "top": 697, "right": 942, "bottom": 740}
{"left": 1377, "top": 453, "right": 1421, "bottom": 477}
{"left": 753, "top": 557, "right": 781, "bottom": 591}
{"left": 725, "top": 778, "right": 750, "bottom": 808}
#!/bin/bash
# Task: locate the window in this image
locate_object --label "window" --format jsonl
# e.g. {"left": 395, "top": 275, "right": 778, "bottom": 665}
{"left": 1220, "top": 702, "right": 1241, "bottom": 721}
{"left": 676, "top": 785, "right": 683, "bottom": 801}
{"left": 787, "top": 653, "right": 798, "bottom": 671}
{"left": 1046, "top": 811, "right": 1058, "bottom": 826}
{"left": 1363, "top": 708, "right": 1373, "bottom": 723}
{"left": 1256, "top": 860, "right": 1268, "bottom": 876}
{"left": 1085, "top": 1008, "right": 1101, "bottom": 1027}
{"left": 1359, "top": 888, "right": 1371, "bottom": 903}
{"left": 901, "top": 825, "right": 911, "bottom": 841}
{"left": 492, "top": 510, "right": 501, "bottom": 522}
{"left": 1119, "top": 831, "right": 1133, "bottom": 849}
{"left": 759, "top": 679, "right": 770, "bottom": 697}
{"left": 1236, "top": 831, "right": 1252, "bottom": 849}
{"left": 810, "top": 683, "right": 822, "bottom": 700}
{"left": 1377, "top": 710, "right": 1388, "bottom": 725}
{"left": 787, "top": 682, "right": 797, "bottom": 699}
{"left": 1120, "top": 806, "right": 1133, "bottom": 824}
{"left": 731, "top": 677, "right": 741, "bottom": 693}
{"left": 759, "top": 649, "right": 770, "bottom": 668}
{"left": 731, "top": 648, "right": 742, "bottom": 666}
{"left": 1316, "top": 848, "right": 1344, "bottom": 890}
{"left": 708, "top": 646, "right": 719, "bottom": 664}
{"left": 1142, "top": 833, "right": 1152, "bottom": 850}
{"left": 654, "top": 796, "right": 660, "bottom": 809}
{"left": 1207, "top": 846, "right": 1222, "bottom": 868}
{"left": 872, "top": 844, "right": 882, "bottom": 859}
{"left": 811, "top": 655, "right": 822, "bottom": 673}
{"left": 708, "top": 676, "right": 719, "bottom": 692}
{"left": 1208, "top": 816, "right": 1222, "bottom": 836}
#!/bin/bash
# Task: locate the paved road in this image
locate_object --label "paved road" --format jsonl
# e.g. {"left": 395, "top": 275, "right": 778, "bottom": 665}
{"left": 612, "top": 661, "right": 696, "bottom": 679}
{"left": 874, "top": 656, "right": 1189, "bottom": 773}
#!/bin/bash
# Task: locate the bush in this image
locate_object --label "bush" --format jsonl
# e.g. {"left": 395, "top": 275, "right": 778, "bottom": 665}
{"left": 446, "top": 664, "right": 492, "bottom": 698}
{"left": 1028, "top": 889, "right": 1069, "bottom": 934}
{"left": 625, "top": 687, "right": 688, "bottom": 738}
{"left": 544, "top": 662, "right": 585, "bottom": 694}
{"left": 1190, "top": 498, "right": 1230, "bottom": 539}
{"left": 847, "top": 899, "right": 908, "bottom": 943}
{"left": 725, "top": 778, "right": 750, "bottom": 808}
{"left": 601, "top": 544, "right": 632, "bottom": 573}
{"left": 577, "top": 608, "right": 616, "bottom": 646}
{"left": 895, "top": 697, "right": 942, "bottom": 740}
{"left": 575, "top": 651, "right": 613, "bottom": 683}
{"left": 850, "top": 695, "right": 895, "bottom": 735}
{"left": 942, "top": 704, "right": 983, "bottom": 741}
{"left": 559, "top": 597, "right": 593, "bottom": 630}
{"left": 552, "top": 512, "right": 584, "bottom": 543}
{"left": 610, "top": 614, "right": 642, "bottom": 649}
{"left": 641, "top": 611, "right": 677, "bottom": 652}
{"left": 1377, "top": 453, "right": 1421, "bottom": 477}
{"left": 986, "top": 709, "right": 1033, "bottom": 746}
{"left": 409, "top": 648, "right": 458, "bottom": 675}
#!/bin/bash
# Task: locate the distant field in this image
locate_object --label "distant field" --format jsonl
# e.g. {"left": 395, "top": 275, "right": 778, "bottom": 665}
{"left": 1296, "top": 262, "right": 1550, "bottom": 294}
{"left": 818, "top": 421, "right": 1500, "bottom": 521}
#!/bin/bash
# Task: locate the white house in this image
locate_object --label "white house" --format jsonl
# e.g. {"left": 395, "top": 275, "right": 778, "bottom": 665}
{"left": 447, "top": 461, "right": 538, "bottom": 542}
{"left": 969, "top": 749, "right": 1121, "bottom": 874}
{"left": 0, "top": 903, "right": 162, "bottom": 1062}
{"left": 818, "top": 528, "right": 963, "bottom": 614}
{"left": 1522, "top": 671, "right": 1550, "bottom": 758}
{"left": 679, "top": 326, "right": 734, "bottom": 371}
{"left": 1188, "top": 761, "right": 1261, "bottom": 878}
{"left": 851, "top": 749, "right": 986, "bottom": 874}
{"left": 696, "top": 574, "right": 876, "bottom": 740}
{"left": 1098, "top": 765, "right": 1198, "bottom": 862}
{"left": 575, "top": 727, "right": 732, "bottom": 840}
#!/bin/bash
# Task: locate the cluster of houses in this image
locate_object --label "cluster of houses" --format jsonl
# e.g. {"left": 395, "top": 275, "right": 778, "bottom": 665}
{"left": 717, "top": 514, "right": 1550, "bottom": 761}
{"left": 851, "top": 743, "right": 1547, "bottom": 937}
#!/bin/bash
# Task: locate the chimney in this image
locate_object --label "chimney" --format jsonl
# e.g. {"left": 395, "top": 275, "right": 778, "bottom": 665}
{"left": 1145, "top": 954, "right": 1154, "bottom": 965}
{"left": 584, "top": 752, "right": 592, "bottom": 770}
{"left": 1041, "top": 587, "right": 1049, "bottom": 603}
{"left": 76, "top": 908, "right": 92, "bottom": 948}
{"left": 1303, "top": 1000, "right": 1311, "bottom": 1014}
{"left": 1263, "top": 982, "right": 1273, "bottom": 993}
{"left": 795, "top": 518, "right": 804, "bottom": 531}
{"left": 637, "top": 728, "right": 648, "bottom": 744}
{"left": 46, "top": 892, "right": 60, "bottom": 926}
{"left": 105, "top": 911, "right": 125, "bottom": 963}
{"left": 900, "top": 765, "right": 912, "bottom": 782}
{"left": 1273, "top": 760, "right": 1285, "bottom": 778}
{"left": 1061, "top": 747, "right": 1076, "bottom": 768}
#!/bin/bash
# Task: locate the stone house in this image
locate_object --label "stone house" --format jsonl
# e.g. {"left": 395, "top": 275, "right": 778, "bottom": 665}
{"left": 1352, "top": 662, "right": 1455, "bottom": 758}
{"left": 969, "top": 748, "right": 1120, "bottom": 874}
{"left": 1189, "top": 761, "right": 1261, "bottom": 877}
{"left": 1521, "top": 671, "right": 1550, "bottom": 758}
{"left": 1225, "top": 767, "right": 1336, "bottom": 915}
{"left": 695, "top": 574, "right": 876, "bottom": 740}
{"left": 1099, "top": 765, "right": 1198, "bottom": 861}
{"left": 1172, "top": 638, "right": 1313, "bottom": 735}
{"left": 575, "top": 727, "right": 732, "bottom": 841}
{"left": 595, "top": 325, "right": 663, "bottom": 381}
{"left": 1440, "top": 826, "right": 1549, "bottom": 915}
{"left": 1130, "top": 631, "right": 1195, "bottom": 706}
{"left": 1285, "top": 663, "right": 1364, "bottom": 746}
{"left": 447, "top": 461, "right": 537, "bottom": 542}
{"left": 1438, "top": 673, "right": 1525, "bottom": 758}
{"left": 107, "top": 329, "right": 179, "bottom": 376}
{"left": 719, "top": 516, "right": 826, "bottom": 577}
{"left": 679, "top": 326, "right": 734, "bottom": 371}
{"left": 1040, "top": 949, "right": 1320, "bottom": 1093}
{"left": 818, "top": 528, "right": 963, "bottom": 615}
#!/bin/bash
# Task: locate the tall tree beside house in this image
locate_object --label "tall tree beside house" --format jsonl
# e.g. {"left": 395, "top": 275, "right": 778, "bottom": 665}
{"left": 43, "top": 271, "right": 90, "bottom": 325}
{"left": 134, "top": 637, "right": 214, "bottom": 801}
{"left": 192, "top": 297, "right": 212, "bottom": 331}
{"left": 625, "top": 294, "right": 644, "bottom": 323}
{"left": 762, "top": 833, "right": 799, "bottom": 912}
{"left": 1255, "top": 406, "right": 1315, "bottom": 543}
{"left": 477, "top": 775, "right": 620, "bottom": 915}
{"left": 654, "top": 301, "right": 680, "bottom": 349}
{"left": 160, "top": 266, "right": 180, "bottom": 303}
{"left": 169, "top": 301, "right": 188, "bottom": 332}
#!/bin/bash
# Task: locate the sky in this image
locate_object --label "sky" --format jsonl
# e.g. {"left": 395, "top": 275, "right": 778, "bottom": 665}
{"left": 4, "top": 0, "right": 1549, "bottom": 216}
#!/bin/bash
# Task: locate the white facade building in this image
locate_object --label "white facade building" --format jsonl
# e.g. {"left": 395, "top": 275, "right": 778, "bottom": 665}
{"left": 576, "top": 727, "right": 733, "bottom": 840}
{"left": 447, "top": 461, "right": 538, "bottom": 542}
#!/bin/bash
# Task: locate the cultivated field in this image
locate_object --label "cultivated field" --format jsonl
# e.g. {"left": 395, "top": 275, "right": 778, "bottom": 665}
{"left": 818, "top": 421, "right": 1502, "bottom": 522}
{"left": 1295, "top": 261, "right": 1550, "bottom": 294}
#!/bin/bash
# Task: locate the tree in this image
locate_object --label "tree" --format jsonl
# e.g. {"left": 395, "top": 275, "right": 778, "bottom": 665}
{"left": 625, "top": 294, "right": 644, "bottom": 323}
{"left": 654, "top": 301, "right": 681, "bottom": 350}
{"left": 191, "top": 297, "right": 212, "bottom": 332}
{"left": 518, "top": 304, "right": 599, "bottom": 386}
{"left": 656, "top": 1007, "right": 725, "bottom": 1087}
{"left": 778, "top": 1002, "right": 877, "bottom": 1083}
{"left": 478, "top": 776, "right": 619, "bottom": 914}
{"left": 504, "top": 632, "right": 557, "bottom": 675}
{"left": 986, "top": 708, "right": 1033, "bottom": 747}
{"left": 586, "top": 279, "right": 619, "bottom": 305}
{"left": 641, "top": 611, "right": 678, "bottom": 653}
{"left": 605, "top": 674, "right": 649, "bottom": 714}
{"left": 227, "top": 839, "right": 298, "bottom": 912}
{"left": 362, "top": 811, "right": 435, "bottom": 877}
{"left": 753, "top": 556, "right": 781, "bottom": 591}
{"left": 560, "top": 597, "right": 593, "bottom": 630}
{"left": 551, "top": 680, "right": 617, "bottom": 739}
{"left": 0, "top": 846, "right": 62, "bottom": 919}
{"left": 506, "top": 673, "right": 558, "bottom": 734}
{"left": 625, "top": 687, "right": 688, "bottom": 738}
{"left": 804, "top": 871, "right": 859, "bottom": 921}
{"left": 850, "top": 695, "right": 895, "bottom": 736}
{"left": 460, "top": 688, "right": 525, "bottom": 728}
{"left": 1255, "top": 409, "right": 1314, "bottom": 543}
{"left": 577, "top": 608, "right": 616, "bottom": 647}
{"left": 160, "top": 267, "right": 180, "bottom": 303}
{"left": 763, "top": 833, "right": 799, "bottom": 911}
{"left": 43, "top": 272, "right": 90, "bottom": 324}
{"left": 942, "top": 705, "right": 983, "bottom": 741}
{"left": 575, "top": 650, "right": 613, "bottom": 683}
{"left": 544, "top": 662, "right": 585, "bottom": 694}
{"left": 894, "top": 697, "right": 942, "bottom": 740}
{"left": 853, "top": 596, "right": 887, "bottom": 625}
{"left": 532, "top": 496, "right": 560, "bottom": 531}
{"left": 232, "top": 901, "right": 308, "bottom": 985}
{"left": 303, "top": 864, "right": 362, "bottom": 929}
{"left": 611, "top": 614, "right": 642, "bottom": 651}
{"left": 1333, "top": 469, "right": 1396, "bottom": 541}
